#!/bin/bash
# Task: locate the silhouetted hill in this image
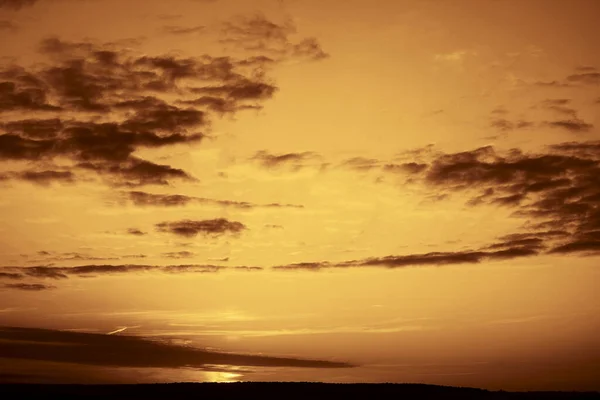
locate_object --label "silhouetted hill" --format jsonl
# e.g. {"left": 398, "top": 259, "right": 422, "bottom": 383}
{"left": 1, "top": 383, "right": 599, "bottom": 399}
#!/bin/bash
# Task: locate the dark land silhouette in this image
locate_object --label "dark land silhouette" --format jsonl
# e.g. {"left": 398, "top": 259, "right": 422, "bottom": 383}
{"left": 1, "top": 383, "right": 599, "bottom": 400}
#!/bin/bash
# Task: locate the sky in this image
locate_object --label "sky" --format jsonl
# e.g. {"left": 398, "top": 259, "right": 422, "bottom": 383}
{"left": 0, "top": 0, "right": 599, "bottom": 391}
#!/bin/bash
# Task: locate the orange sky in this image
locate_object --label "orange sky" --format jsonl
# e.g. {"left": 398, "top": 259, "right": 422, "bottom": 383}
{"left": 1, "top": 0, "right": 599, "bottom": 391}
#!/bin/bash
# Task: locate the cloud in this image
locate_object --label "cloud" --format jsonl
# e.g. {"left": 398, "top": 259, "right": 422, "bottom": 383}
{"left": 382, "top": 163, "right": 428, "bottom": 174}
{"left": 127, "top": 228, "right": 147, "bottom": 236}
{"left": 0, "top": 20, "right": 17, "bottom": 31}
{"left": 490, "top": 118, "right": 535, "bottom": 131}
{"left": 549, "top": 240, "right": 600, "bottom": 255}
{"left": 26, "top": 252, "right": 119, "bottom": 263}
{"left": 0, "top": 264, "right": 240, "bottom": 281}
{"left": 0, "top": 26, "right": 325, "bottom": 187}
{"left": 566, "top": 72, "right": 600, "bottom": 85}
{"left": 0, "top": 0, "right": 39, "bottom": 10}
{"left": 155, "top": 218, "right": 247, "bottom": 237}
{"left": 544, "top": 119, "right": 594, "bottom": 133}
{"left": 0, "top": 326, "right": 353, "bottom": 370}
{"left": 16, "top": 170, "right": 75, "bottom": 185}
{"left": 220, "top": 14, "right": 328, "bottom": 61}
{"left": 534, "top": 80, "right": 573, "bottom": 88}
{"left": 2, "top": 283, "right": 55, "bottom": 291}
{"left": 0, "top": 272, "right": 24, "bottom": 280}
{"left": 397, "top": 142, "right": 600, "bottom": 255}
{"left": 77, "top": 158, "right": 196, "bottom": 187}
{"left": 0, "top": 168, "right": 75, "bottom": 186}
{"left": 538, "top": 98, "right": 577, "bottom": 117}
{"left": 434, "top": 50, "right": 470, "bottom": 63}
{"left": 534, "top": 67, "right": 600, "bottom": 87}
{"left": 162, "top": 251, "right": 195, "bottom": 259}
{"left": 122, "top": 190, "right": 303, "bottom": 209}
{"left": 162, "top": 25, "right": 205, "bottom": 35}
{"left": 251, "top": 150, "right": 322, "bottom": 170}
{"left": 273, "top": 245, "right": 539, "bottom": 271}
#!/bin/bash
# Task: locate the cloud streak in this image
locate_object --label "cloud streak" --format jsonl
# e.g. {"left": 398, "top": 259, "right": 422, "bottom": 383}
{"left": 0, "top": 326, "right": 353, "bottom": 369}
{"left": 155, "top": 218, "right": 247, "bottom": 237}
{"left": 122, "top": 190, "right": 303, "bottom": 209}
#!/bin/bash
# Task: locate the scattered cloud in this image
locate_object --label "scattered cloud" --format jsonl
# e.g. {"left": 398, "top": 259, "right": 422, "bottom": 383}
{"left": 395, "top": 141, "right": 600, "bottom": 255}
{"left": 1, "top": 23, "right": 327, "bottom": 187}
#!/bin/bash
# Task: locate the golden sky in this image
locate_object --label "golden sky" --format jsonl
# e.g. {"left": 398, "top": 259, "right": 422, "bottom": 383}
{"left": 1, "top": 0, "right": 599, "bottom": 391}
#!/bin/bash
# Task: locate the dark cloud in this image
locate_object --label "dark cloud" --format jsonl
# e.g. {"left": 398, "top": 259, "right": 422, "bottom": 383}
{"left": 162, "top": 251, "right": 195, "bottom": 259}
{"left": 155, "top": 218, "right": 247, "bottom": 237}
{"left": 382, "top": 163, "right": 428, "bottom": 174}
{"left": 252, "top": 150, "right": 321, "bottom": 169}
{"left": 575, "top": 66, "right": 597, "bottom": 72}
{"left": 398, "top": 141, "right": 600, "bottom": 255}
{"left": 0, "top": 27, "right": 325, "bottom": 187}
{"left": 545, "top": 119, "right": 593, "bottom": 133}
{"left": 3, "top": 118, "right": 63, "bottom": 139}
{"left": 122, "top": 254, "right": 147, "bottom": 259}
{"left": 0, "top": 0, "right": 39, "bottom": 10}
{"left": 0, "top": 272, "right": 24, "bottom": 280}
{"left": 490, "top": 107, "right": 508, "bottom": 115}
{"left": 566, "top": 72, "right": 600, "bottom": 85}
{"left": 0, "top": 71, "right": 59, "bottom": 112}
{"left": 341, "top": 157, "right": 380, "bottom": 171}
{"left": 17, "top": 170, "right": 75, "bottom": 185}
{"left": 160, "top": 264, "right": 224, "bottom": 273}
{"left": 127, "top": 191, "right": 196, "bottom": 207}
{"left": 162, "top": 25, "right": 205, "bottom": 35}
{"left": 534, "top": 67, "right": 600, "bottom": 87}
{"left": 2, "top": 283, "right": 55, "bottom": 291}
{"left": 123, "top": 190, "right": 303, "bottom": 209}
{"left": 539, "top": 99, "right": 577, "bottom": 117}
{"left": 0, "top": 168, "right": 75, "bottom": 186}
{"left": 484, "top": 237, "right": 546, "bottom": 251}
{"left": 540, "top": 99, "right": 571, "bottom": 106}
{"left": 189, "top": 80, "right": 276, "bottom": 103}
{"left": 549, "top": 240, "right": 600, "bottom": 254}
{"left": 29, "top": 252, "right": 119, "bottom": 263}
{"left": 534, "top": 80, "right": 573, "bottom": 88}
{"left": 274, "top": 244, "right": 539, "bottom": 271}
{"left": 127, "top": 228, "right": 147, "bottom": 236}
{"left": 77, "top": 158, "right": 195, "bottom": 187}
{"left": 0, "top": 327, "right": 352, "bottom": 370}
{"left": 490, "top": 119, "right": 534, "bottom": 131}
{"left": 0, "top": 264, "right": 240, "bottom": 281}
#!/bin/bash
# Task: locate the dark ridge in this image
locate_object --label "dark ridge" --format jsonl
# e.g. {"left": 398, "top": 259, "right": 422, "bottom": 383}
{"left": 0, "top": 383, "right": 598, "bottom": 400}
